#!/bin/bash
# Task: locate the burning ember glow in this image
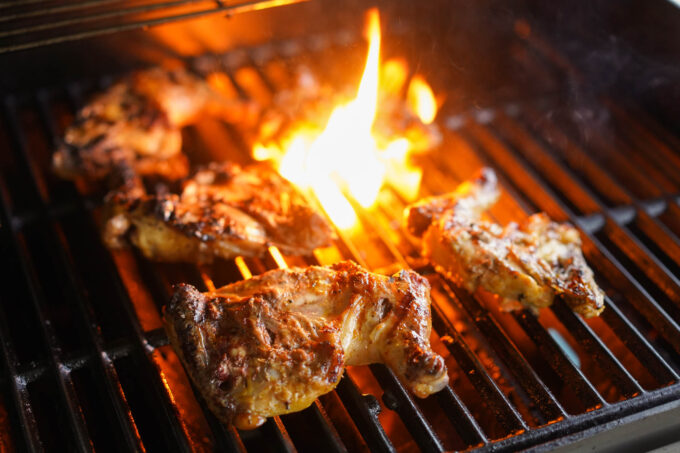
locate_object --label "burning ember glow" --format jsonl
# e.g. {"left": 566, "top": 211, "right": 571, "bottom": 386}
{"left": 253, "top": 8, "right": 440, "bottom": 229}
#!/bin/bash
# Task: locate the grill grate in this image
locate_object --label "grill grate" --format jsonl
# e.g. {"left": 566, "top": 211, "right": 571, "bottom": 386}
{"left": 0, "top": 0, "right": 307, "bottom": 54}
{"left": 1, "top": 29, "right": 679, "bottom": 452}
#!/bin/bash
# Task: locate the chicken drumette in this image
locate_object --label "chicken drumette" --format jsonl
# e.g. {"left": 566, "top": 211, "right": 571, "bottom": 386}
{"left": 405, "top": 168, "right": 605, "bottom": 318}
{"left": 164, "top": 261, "right": 448, "bottom": 429}
{"left": 53, "top": 68, "right": 255, "bottom": 183}
{"left": 103, "top": 161, "right": 333, "bottom": 263}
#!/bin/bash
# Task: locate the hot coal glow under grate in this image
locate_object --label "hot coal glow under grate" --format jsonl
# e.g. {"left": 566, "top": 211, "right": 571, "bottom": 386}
{"left": 1, "top": 19, "right": 680, "bottom": 452}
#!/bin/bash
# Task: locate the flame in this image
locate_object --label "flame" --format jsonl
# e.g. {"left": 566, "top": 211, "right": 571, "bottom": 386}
{"left": 380, "top": 58, "right": 408, "bottom": 96}
{"left": 253, "top": 8, "right": 438, "bottom": 229}
{"left": 408, "top": 75, "right": 438, "bottom": 124}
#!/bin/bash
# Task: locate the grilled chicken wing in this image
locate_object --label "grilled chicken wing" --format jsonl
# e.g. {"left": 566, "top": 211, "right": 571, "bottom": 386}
{"left": 103, "top": 161, "right": 333, "bottom": 262}
{"left": 53, "top": 68, "right": 255, "bottom": 183}
{"left": 405, "top": 168, "right": 605, "bottom": 318}
{"left": 164, "top": 261, "right": 448, "bottom": 429}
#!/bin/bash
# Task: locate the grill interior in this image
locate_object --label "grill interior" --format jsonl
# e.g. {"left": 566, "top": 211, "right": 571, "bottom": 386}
{"left": 1, "top": 4, "right": 680, "bottom": 452}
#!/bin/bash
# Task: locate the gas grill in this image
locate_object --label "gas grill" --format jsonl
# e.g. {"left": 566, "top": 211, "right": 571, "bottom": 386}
{"left": 1, "top": 0, "right": 679, "bottom": 451}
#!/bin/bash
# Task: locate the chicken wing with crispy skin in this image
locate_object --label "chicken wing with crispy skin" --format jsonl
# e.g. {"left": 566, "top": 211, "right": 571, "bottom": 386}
{"left": 53, "top": 68, "right": 255, "bottom": 183}
{"left": 164, "top": 261, "right": 449, "bottom": 429}
{"left": 103, "top": 161, "right": 333, "bottom": 262}
{"left": 405, "top": 168, "right": 605, "bottom": 318}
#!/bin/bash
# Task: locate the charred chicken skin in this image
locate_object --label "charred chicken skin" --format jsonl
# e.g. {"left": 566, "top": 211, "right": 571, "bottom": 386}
{"left": 103, "top": 161, "right": 333, "bottom": 263}
{"left": 53, "top": 68, "right": 254, "bottom": 183}
{"left": 164, "top": 261, "right": 448, "bottom": 429}
{"left": 405, "top": 168, "right": 605, "bottom": 318}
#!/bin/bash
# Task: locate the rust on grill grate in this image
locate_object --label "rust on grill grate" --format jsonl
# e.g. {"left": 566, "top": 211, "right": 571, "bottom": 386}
{"left": 0, "top": 25, "right": 679, "bottom": 453}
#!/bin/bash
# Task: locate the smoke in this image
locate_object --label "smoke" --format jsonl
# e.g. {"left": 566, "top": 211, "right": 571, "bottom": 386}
{"left": 542, "top": 0, "right": 680, "bottom": 140}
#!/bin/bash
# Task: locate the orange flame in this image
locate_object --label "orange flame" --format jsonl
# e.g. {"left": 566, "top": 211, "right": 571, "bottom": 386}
{"left": 408, "top": 75, "right": 438, "bottom": 124}
{"left": 380, "top": 58, "right": 408, "bottom": 96}
{"left": 253, "top": 8, "right": 438, "bottom": 229}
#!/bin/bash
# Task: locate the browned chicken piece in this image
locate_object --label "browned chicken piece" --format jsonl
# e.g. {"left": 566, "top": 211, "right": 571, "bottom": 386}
{"left": 53, "top": 68, "right": 255, "bottom": 183}
{"left": 103, "top": 161, "right": 334, "bottom": 263}
{"left": 405, "top": 168, "right": 605, "bottom": 318}
{"left": 164, "top": 261, "right": 449, "bottom": 429}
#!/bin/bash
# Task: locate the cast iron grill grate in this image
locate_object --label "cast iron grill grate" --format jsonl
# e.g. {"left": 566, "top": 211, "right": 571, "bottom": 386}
{"left": 0, "top": 30, "right": 679, "bottom": 452}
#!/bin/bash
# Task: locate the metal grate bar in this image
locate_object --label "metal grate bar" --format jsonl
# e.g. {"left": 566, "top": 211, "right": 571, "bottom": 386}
{"left": 519, "top": 103, "right": 633, "bottom": 207}
{"left": 606, "top": 100, "right": 680, "bottom": 177}
{"left": 551, "top": 112, "right": 665, "bottom": 201}
{"left": 599, "top": 301, "right": 679, "bottom": 383}
{"left": 200, "top": 401, "right": 247, "bottom": 453}
{"left": 265, "top": 417, "right": 297, "bottom": 453}
{"left": 307, "top": 401, "right": 349, "bottom": 453}
{"left": 631, "top": 213, "right": 680, "bottom": 274}
{"left": 522, "top": 29, "right": 680, "bottom": 195}
{"left": 0, "top": 0, "right": 55, "bottom": 10}
{"left": 9, "top": 328, "right": 168, "bottom": 386}
{"left": 0, "top": 0, "right": 215, "bottom": 39}
{"left": 0, "top": 302, "right": 42, "bottom": 451}
{"left": 509, "top": 308, "right": 614, "bottom": 402}
{"left": 0, "top": 118, "right": 42, "bottom": 452}
{"left": 1, "top": 0, "right": 127, "bottom": 23}
{"left": 334, "top": 376, "right": 396, "bottom": 453}
{"left": 591, "top": 241, "right": 680, "bottom": 353}
{"left": 474, "top": 383, "right": 680, "bottom": 452}
{"left": 435, "top": 385, "right": 487, "bottom": 447}
{"left": 33, "top": 91, "right": 147, "bottom": 451}
{"left": 602, "top": 126, "right": 679, "bottom": 195}
{"left": 0, "top": 0, "right": 309, "bottom": 54}
{"left": 550, "top": 299, "right": 644, "bottom": 395}
{"left": 1, "top": 97, "right": 102, "bottom": 452}
{"left": 429, "top": 303, "right": 527, "bottom": 434}
{"left": 81, "top": 210, "right": 195, "bottom": 451}
{"left": 369, "top": 364, "right": 446, "bottom": 453}
{"left": 441, "top": 281, "right": 573, "bottom": 420}
{"left": 601, "top": 224, "right": 680, "bottom": 320}
{"left": 492, "top": 110, "right": 601, "bottom": 216}
{"left": 203, "top": 397, "right": 249, "bottom": 452}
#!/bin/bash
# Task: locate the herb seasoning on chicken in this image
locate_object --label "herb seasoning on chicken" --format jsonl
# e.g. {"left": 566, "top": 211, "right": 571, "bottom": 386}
{"left": 53, "top": 68, "right": 255, "bottom": 184}
{"left": 164, "top": 261, "right": 449, "bottom": 429}
{"left": 103, "top": 161, "right": 333, "bottom": 262}
{"left": 405, "top": 168, "right": 605, "bottom": 318}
